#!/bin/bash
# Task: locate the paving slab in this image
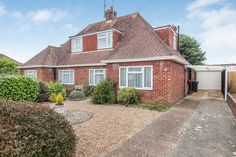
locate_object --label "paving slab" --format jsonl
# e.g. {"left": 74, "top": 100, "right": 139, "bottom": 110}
{"left": 170, "top": 99, "right": 236, "bottom": 157}
{"left": 106, "top": 98, "right": 199, "bottom": 157}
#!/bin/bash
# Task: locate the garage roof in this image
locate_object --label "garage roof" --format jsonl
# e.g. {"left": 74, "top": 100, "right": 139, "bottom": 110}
{"left": 187, "top": 65, "right": 225, "bottom": 72}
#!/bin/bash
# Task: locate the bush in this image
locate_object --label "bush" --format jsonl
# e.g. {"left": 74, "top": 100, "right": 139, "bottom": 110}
{"left": 0, "top": 99, "right": 76, "bottom": 157}
{"left": 83, "top": 85, "right": 94, "bottom": 97}
{"left": 117, "top": 88, "right": 141, "bottom": 105}
{"left": 55, "top": 93, "right": 64, "bottom": 105}
{"left": 91, "top": 80, "right": 116, "bottom": 104}
{"left": 65, "top": 87, "right": 74, "bottom": 97}
{"left": 0, "top": 76, "right": 39, "bottom": 102}
{"left": 69, "top": 90, "right": 85, "bottom": 101}
{"left": 47, "top": 82, "right": 66, "bottom": 102}
{"left": 37, "top": 82, "right": 48, "bottom": 103}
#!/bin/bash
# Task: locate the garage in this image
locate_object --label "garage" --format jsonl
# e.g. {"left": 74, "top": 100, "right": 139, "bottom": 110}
{"left": 197, "top": 71, "right": 221, "bottom": 90}
{"left": 187, "top": 65, "right": 225, "bottom": 91}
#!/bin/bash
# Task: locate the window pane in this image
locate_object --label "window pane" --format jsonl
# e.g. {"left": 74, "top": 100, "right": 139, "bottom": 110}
{"left": 95, "top": 69, "right": 104, "bottom": 73}
{"left": 95, "top": 74, "right": 105, "bottom": 85}
{"left": 128, "top": 67, "right": 142, "bottom": 72}
{"left": 144, "top": 67, "right": 151, "bottom": 88}
{"left": 120, "top": 68, "right": 126, "bottom": 86}
{"left": 107, "top": 31, "right": 112, "bottom": 48}
{"left": 98, "top": 38, "right": 106, "bottom": 49}
{"left": 72, "top": 37, "right": 82, "bottom": 52}
{"left": 63, "top": 73, "right": 70, "bottom": 83}
{"left": 89, "top": 70, "right": 94, "bottom": 85}
{"left": 128, "top": 73, "right": 142, "bottom": 88}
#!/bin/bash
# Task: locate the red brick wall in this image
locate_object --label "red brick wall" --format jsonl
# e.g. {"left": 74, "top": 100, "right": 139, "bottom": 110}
{"left": 169, "top": 61, "right": 186, "bottom": 104}
{"left": 20, "top": 60, "right": 185, "bottom": 105}
{"left": 113, "top": 31, "right": 122, "bottom": 48}
{"left": 83, "top": 34, "right": 97, "bottom": 52}
{"left": 154, "top": 28, "right": 174, "bottom": 49}
{"left": 20, "top": 68, "right": 55, "bottom": 83}
{"left": 107, "top": 60, "right": 185, "bottom": 105}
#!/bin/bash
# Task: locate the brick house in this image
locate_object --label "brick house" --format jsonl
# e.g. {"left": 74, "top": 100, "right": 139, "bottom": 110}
{"left": 19, "top": 7, "right": 189, "bottom": 105}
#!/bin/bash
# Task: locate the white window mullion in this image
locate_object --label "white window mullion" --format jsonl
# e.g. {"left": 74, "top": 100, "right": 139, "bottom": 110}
{"left": 142, "top": 67, "right": 145, "bottom": 89}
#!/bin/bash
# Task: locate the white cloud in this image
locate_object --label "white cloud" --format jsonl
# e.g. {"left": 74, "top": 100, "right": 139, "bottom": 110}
{"left": 187, "top": 0, "right": 223, "bottom": 11}
{"left": 27, "top": 9, "right": 67, "bottom": 24}
{"left": 63, "top": 23, "right": 79, "bottom": 32}
{"left": 186, "top": 0, "right": 236, "bottom": 64}
{"left": 0, "top": 4, "right": 6, "bottom": 16}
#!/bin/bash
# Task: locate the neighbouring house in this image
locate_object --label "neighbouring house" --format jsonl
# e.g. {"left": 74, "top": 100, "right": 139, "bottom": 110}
{"left": 0, "top": 53, "right": 21, "bottom": 64}
{"left": 19, "top": 7, "right": 189, "bottom": 105}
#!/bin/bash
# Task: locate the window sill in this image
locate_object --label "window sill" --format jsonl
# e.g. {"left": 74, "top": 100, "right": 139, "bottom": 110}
{"left": 119, "top": 86, "right": 153, "bottom": 91}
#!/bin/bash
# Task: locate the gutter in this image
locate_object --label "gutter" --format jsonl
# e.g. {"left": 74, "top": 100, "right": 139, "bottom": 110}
{"left": 101, "top": 55, "right": 189, "bottom": 65}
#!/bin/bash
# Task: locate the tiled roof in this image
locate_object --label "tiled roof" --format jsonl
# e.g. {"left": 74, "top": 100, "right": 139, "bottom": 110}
{"left": 0, "top": 53, "right": 21, "bottom": 64}
{"left": 21, "top": 12, "right": 188, "bottom": 67}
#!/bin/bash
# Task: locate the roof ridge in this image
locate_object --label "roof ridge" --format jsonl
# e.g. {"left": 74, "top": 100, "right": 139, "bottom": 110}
{"left": 86, "top": 12, "right": 139, "bottom": 26}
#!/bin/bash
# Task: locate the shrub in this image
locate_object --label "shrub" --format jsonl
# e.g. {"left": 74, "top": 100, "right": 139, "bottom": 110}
{"left": 65, "top": 87, "right": 74, "bottom": 97}
{"left": 69, "top": 90, "right": 85, "bottom": 101}
{"left": 0, "top": 99, "right": 76, "bottom": 157}
{"left": 83, "top": 85, "right": 94, "bottom": 97}
{"left": 91, "top": 80, "right": 116, "bottom": 104}
{"left": 37, "top": 82, "right": 48, "bottom": 103}
{"left": 55, "top": 93, "right": 64, "bottom": 105}
{"left": 47, "top": 82, "right": 66, "bottom": 102}
{"left": 117, "top": 88, "right": 141, "bottom": 105}
{"left": 0, "top": 76, "right": 39, "bottom": 102}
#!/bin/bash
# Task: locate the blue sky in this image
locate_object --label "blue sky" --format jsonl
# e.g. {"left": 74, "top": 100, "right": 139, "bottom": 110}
{"left": 0, "top": 0, "right": 235, "bottom": 64}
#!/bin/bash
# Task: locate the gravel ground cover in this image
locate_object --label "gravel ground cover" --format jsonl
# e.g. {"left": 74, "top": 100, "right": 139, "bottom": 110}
{"left": 48, "top": 99, "right": 161, "bottom": 157}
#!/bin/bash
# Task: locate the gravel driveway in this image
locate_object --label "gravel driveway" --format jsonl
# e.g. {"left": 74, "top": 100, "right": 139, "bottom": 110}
{"left": 59, "top": 99, "right": 161, "bottom": 157}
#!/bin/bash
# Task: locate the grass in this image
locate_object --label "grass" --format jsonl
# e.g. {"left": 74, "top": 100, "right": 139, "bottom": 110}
{"left": 137, "top": 103, "right": 170, "bottom": 112}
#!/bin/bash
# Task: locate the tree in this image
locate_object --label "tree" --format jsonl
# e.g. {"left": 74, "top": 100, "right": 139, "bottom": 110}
{"left": 179, "top": 34, "right": 206, "bottom": 65}
{"left": 0, "top": 58, "right": 19, "bottom": 75}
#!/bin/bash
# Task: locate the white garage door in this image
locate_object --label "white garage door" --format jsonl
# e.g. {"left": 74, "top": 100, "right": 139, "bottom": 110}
{"left": 196, "top": 72, "right": 221, "bottom": 90}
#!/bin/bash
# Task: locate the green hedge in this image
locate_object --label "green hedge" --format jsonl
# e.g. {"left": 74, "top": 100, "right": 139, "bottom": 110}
{"left": 0, "top": 76, "right": 39, "bottom": 102}
{"left": 0, "top": 99, "right": 76, "bottom": 157}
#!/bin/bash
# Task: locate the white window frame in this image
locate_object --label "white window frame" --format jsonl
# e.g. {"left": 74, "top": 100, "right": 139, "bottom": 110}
{"left": 89, "top": 69, "right": 107, "bottom": 86}
{"left": 25, "top": 70, "right": 37, "bottom": 78}
{"left": 173, "top": 34, "right": 177, "bottom": 50}
{"left": 58, "top": 70, "right": 74, "bottom": 85}
{"left": 97, "top": 31, "right": 113, "bottom": 49}
{"left": 71, "top": 36, "right": 83, "bottom": 53}
{"left": 119, "top": 66, "right": 153, "bottom": 90}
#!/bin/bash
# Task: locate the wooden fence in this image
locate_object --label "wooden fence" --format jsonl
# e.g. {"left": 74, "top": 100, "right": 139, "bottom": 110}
{"left": 228, "top": 72, "right": 236, "bottom": 93}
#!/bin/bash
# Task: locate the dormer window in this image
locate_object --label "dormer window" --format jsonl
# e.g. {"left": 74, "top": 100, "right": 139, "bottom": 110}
{"left": 71, "top": 36, "right": 83, "bottom": 53}
{"left": 98, "top": 31, "right": 112, "bottom": 49}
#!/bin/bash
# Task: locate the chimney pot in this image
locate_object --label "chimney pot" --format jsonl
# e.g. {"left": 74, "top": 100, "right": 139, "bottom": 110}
{"left": 105, "top": 7, "right": 117, "bottom": 21}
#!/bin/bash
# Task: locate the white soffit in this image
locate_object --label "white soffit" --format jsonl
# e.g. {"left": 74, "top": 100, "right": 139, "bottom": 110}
{"left": 187, "top": 65, "right": 225, "bottom": 72}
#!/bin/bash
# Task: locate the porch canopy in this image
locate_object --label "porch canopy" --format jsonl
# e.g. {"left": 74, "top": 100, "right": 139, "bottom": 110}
{"left": 186, "top": 65, "right": 225, "bottom": 72}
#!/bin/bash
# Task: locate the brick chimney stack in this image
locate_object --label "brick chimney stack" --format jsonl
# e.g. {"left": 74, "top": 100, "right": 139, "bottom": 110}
{"left": 105, "top": 7, "right": 117, "bottom": 21}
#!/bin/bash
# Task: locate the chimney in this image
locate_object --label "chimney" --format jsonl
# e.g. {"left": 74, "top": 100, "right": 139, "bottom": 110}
{"left": 105, "top": 7, "right": 117, "bottom": 21}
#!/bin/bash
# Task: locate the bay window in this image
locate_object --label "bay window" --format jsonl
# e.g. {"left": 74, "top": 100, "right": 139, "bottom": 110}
{"left": 71, "top": 36, "right": 83, "bottom": 53}
{"left": 97, "top": 31, "right": 112, "bottom": 49}
{"left": 25, "top": 70, "right": 37, "bottom": 78}
{"left": 59, "top": 70, "right": 74, "bottom": 85}
{"left": 89, "top": 69, "right": 106, "bottom": 86}
{"left": 119, "top": 66, "right": 153, "bottom": 90}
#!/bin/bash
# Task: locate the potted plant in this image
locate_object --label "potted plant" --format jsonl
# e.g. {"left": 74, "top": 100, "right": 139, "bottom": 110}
{"left": 55, "top": 93, "right": 64, "bottom": 106}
